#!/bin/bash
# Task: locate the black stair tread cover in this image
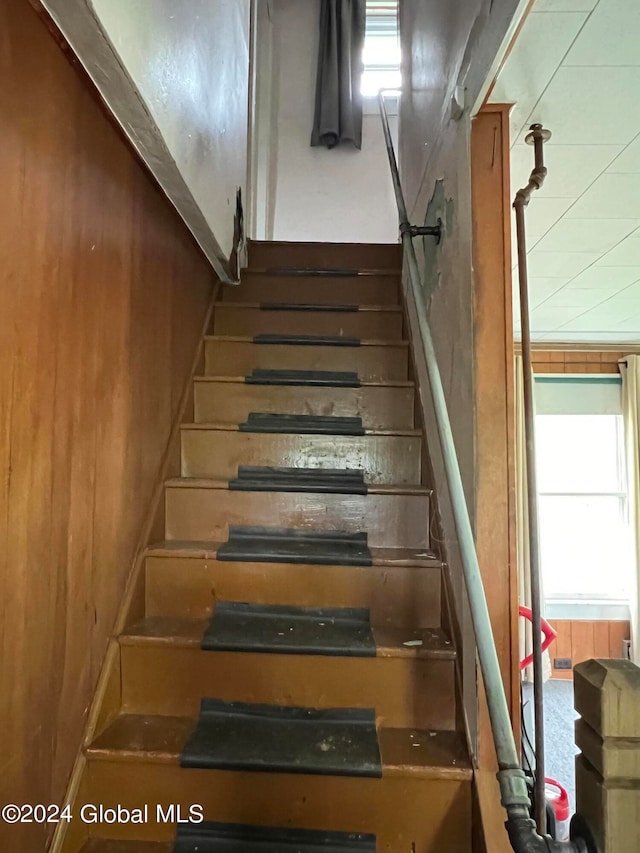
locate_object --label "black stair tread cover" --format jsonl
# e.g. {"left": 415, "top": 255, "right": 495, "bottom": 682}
{"left": 239, "top": 412, "right": 364, "bottom": 435}
{"left": 202, "top": 601, "right": 375, "bottom": 657}
{"left": 265, "top": 267, "right": 361, "bottom": 277}
{"left": 229, "top": 466, "right": 367, "bottom": 494}
{"left": 174, "top": 821, "right": 376, "bottom": 852}
{"left": 180, "top": 698, "right": 382, "bottom": 778}
{"left": 246, "top": 368, "right": 360, "bottom": 387}
{"left": 259, "top": 302, "right": 358, "bottom": 312}
{"left": 217, "top": 526, "right": 372, "bottom": 567}
{"left": 253, "top": 333, "right": 360, "bottom": 346}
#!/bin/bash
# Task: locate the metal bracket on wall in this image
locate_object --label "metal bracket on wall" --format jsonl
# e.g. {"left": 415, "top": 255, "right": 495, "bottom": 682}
{"left": 400, "top": 218, "right": 443, "bottom": 244}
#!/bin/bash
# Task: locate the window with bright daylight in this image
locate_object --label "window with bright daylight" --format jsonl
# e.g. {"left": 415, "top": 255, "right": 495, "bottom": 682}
{"left": 535, "top": 378, "right": 633, "bottom": 612}
{"left": 361, "top": 1, "right": 401, "bottom": 97}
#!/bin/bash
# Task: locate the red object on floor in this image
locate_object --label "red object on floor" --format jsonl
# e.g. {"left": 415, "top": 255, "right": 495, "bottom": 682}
{"left": 518, "top": 605, "right": 557, "bottom": 671}
{"left": 546, "top": 777, "right": 570, "bottom": 840}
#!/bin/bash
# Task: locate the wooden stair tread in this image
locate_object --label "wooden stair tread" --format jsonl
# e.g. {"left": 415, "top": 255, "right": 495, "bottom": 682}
{"left": 87, "top": 714, "right": 471, "bottom": 780}
{"left": 120, "top": 617, "right": 456, "bottom": 660}
{"left": 205, "top": 335, "right": 409, "bottom": 348}
{"left": 164, "top": 477, "right": 430, "bottom": 496}
{"left": 181, "top": 423, "right": 421, "bottom": 437}
{"left": 145, "top": 541, "right": 441, "bottom": 567}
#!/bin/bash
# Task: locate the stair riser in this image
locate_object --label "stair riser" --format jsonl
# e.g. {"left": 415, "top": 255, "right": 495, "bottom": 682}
{"left": 213, "top": 307, "right": 403, "bottom": 340}
{"left": 194, "top": 382, "right": 415, "bottom": 430}
{"left": 248, "top": 241, "right": 402, "bottom": 270}
{"left": 181, "top": 431, "right": 422, "bottom": 485}
{"left": 224, "top": 275, "right": 399, "bottom": 305}
{"left": 165, "top": 489, "right": 430, "bottom": 550}
{"left": 144, "top": 557, "right": 443, "bottom": 628}
{"left": 84, "top": 763, "right": 470, "bottom": 851}
{"left": 119, "top": 646, "right": 456, "bottom": 730}
{"left": 205, "top": 340, "right": 408, "bottom": 382}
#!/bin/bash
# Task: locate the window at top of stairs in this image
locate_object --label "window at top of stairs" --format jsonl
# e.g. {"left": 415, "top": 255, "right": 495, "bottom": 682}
{"left": 361, "top": 1, "right": 401, "bottom": 98}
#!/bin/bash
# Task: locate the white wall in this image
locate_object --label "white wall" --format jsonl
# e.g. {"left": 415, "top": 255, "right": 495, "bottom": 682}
{"left": 268, "top": 0, "right": 398, "bottom": 244}
{"left": 91, "top": 0, "right": 251, "bottom": 260}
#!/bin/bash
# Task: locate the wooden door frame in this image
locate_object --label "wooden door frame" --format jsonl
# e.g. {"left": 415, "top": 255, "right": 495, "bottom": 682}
{"left": 471, "top": 103, "right": 520, "bottom": 768}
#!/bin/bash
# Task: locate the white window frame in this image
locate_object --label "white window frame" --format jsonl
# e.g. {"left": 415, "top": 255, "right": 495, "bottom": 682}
{"left": 362, "top": 0, "right": 400, "bottom": 114}
{"left": 534, "top": 376, "right": 632, "bottom": 616}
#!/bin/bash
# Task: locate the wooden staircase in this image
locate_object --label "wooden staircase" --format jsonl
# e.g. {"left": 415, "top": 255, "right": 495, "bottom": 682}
{"left": 65, "top": 242, "right": 472, "bottom": 853}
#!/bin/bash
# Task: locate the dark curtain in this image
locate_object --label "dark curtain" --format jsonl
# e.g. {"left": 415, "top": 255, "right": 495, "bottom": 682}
{"left": 310, "top": 0, "right": 366, "bottom": 150}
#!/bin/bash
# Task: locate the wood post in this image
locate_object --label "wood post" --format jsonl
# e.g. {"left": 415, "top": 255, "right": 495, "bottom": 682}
{"left": 574, "top": 659, "right": 640, "bottom": 852}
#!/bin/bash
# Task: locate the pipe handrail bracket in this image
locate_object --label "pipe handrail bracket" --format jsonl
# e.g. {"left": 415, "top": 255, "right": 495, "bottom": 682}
{"left": 377, "top": 92, "right": 592, "bottom": 853}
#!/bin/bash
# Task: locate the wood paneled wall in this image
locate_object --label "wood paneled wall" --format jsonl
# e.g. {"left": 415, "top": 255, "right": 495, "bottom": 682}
{"left": 0, "top": 1, "right": 214, "bottom": 849}
{"left": 531, "top": 349, "right": 638, "bottom": 375}
{"left": 549, "top": 620, "right": 630, "bottom": 681}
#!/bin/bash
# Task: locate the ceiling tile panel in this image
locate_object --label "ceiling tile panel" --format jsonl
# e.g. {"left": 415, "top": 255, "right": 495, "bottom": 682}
{"left": 537, "top": 287, "right": 611, "bottom": 308}
{"left": 563, "top": 0, "right": 640, "bottom": 66}
{"left": 533, "top": 218, "right": 640, "bottom": 253}
{"left": 527, "top": 251, "right": 601, "bottom": 277}
{"left": 595, "top": 236, "right": 640, "bottom": 266}
{"left": 510, "top": 144, "right": 622, "bottom": 198}
{"left": 519, "top": 198, "right": 576, "bottom": 250}
{"left": 564, "top": 265, "right": 640, "bottom": 289}
{"left": 528, "top": 277, "right": 570, "bottom": 306}
{"left": 489, "top": 12, "right": 589, "bottom": 141}
{"left": 528, "top": 66, "right": 640, "bottom": 145}
{"left": 502, "top": 0, "right": 640, "bottom": 341}
{"left": 531, "top": 305, "right": 585, "bottom": 328}
{"left": 613, "top": 316, "right": 640, "bottom": 332}
{"left": 559, "top": 309, "right": 623, "bottom": 332}
{"left": 534, "top": 0, "right": 598, "bottom": 9}
{"left": 565, "top": 173, "right": 640, "bottom": 219}
{"left": 606, "top": 135, "right": 640, "bottom": 174}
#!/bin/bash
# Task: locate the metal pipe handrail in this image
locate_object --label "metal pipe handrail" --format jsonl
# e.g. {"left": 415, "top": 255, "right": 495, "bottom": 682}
{"left": 377, "top": 90, "right": 587, "bottom": 853}
{"left": 514, "top": 123, "right": 552, "bottom": 835}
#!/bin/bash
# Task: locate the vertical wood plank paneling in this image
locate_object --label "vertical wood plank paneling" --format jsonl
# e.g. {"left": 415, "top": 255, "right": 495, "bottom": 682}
{"left": 593, "top": 622, "right": 611, "bottom": 660}
{"left": 569, "top": 622, "right": 594, "bottom": 671}
{"left": 549, "top": 621, "right": 630, "bottom": 680}
{"left": 530, "top": 349, "right": 638, "bottom": 375}
{"left": 549, "top": 619, "right": 573, "bottom": 681}
{"left": 0, "top": 1, "right": 214, "bottom": 849}
{"left": 608, "top": 621, "right": 630, "bottom": 660}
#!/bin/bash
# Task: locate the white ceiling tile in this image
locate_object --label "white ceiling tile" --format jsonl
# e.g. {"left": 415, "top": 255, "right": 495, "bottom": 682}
{"left": 527, "top": 251, "right": 600, "bottom": 277}
{"left": 615, "top": 281, "right": 640, "bottom": 298}
{"left": 613, "top": 317, "right": 640, "bottom": 333}
{"left": 559, "top": 308, "right": 620, "bottom": 332}
{"left": 511, "top": 144, "right": 622, "bottom": 198}
{"left": 533, "top": 218, "right": 640, "bottom": 253}
{"left": 525, "top": 277, "right": 569, "bottom": 307}
{"left": 537, "top": 287, "right": 611, "bottom": 308}
{"left": 596, "top": 237, "right": 640, "bottom": 266}
{"left": 565, "top": 265, "right": 640, "bottom": 289}
{"left": 533, "top": 0, "right": 598, "bottom": 9}
{"left": 489, "top": 12, "right": 589, "bottom": 141}
{"left": 531, "top": 305, "right": 584, "bottom": 329}
{"left": 606, "top": 135, "right": 640, "bottom": 174}
{"left": 565, "top": 174, "right": 640, "bottom": 219}
{"left": 521, "top": 198, "right": 575, "bottom": 246}
{"left": 563, "top": 0, "right": 640, "bottom": 66}
{"left": 528, "top": 67, "right": 640, "bottom": 145}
